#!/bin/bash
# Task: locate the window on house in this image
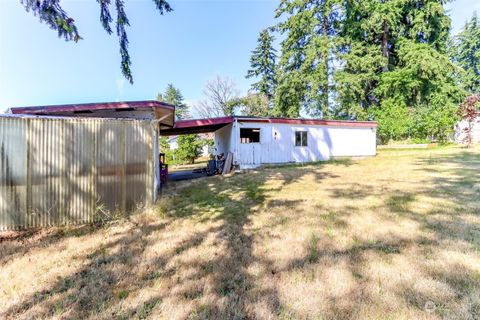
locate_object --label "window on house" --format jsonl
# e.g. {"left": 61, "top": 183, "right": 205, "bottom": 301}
{"left": 240, "top": 128, "right": 260, "bottom": 143}
{"left": 295, "top": 131, "right": 308, "bottom": 147}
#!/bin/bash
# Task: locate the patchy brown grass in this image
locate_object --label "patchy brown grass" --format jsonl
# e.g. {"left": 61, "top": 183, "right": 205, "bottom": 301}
{"left": 1, "top": 146, "right": 480, "bottom": 319}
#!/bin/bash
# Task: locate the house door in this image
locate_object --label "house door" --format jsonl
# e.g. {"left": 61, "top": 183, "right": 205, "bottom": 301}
{"left": 239, "top": 128, "right": 261, "bottom": 165}
{"left": 239, "top": 143, "right": 261, "bottom": 165}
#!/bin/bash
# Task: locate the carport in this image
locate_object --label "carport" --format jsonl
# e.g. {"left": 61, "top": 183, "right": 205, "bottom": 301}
{"left": 160, "top": 117, "right": 235, "bottom": 182}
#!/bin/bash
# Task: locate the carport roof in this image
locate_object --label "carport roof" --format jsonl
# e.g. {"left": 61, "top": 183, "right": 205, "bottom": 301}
{"left": 160, "top": 116, "right": 377, "bottom": 136}
{"left": 8, "top": 100, "right": 175, "bottom": 128}
{"left": 160, "top": 116, "right": 235, "bottom": 135}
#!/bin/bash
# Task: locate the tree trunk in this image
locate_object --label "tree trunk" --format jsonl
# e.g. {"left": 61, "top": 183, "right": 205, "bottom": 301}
{"left": 322, "top": 13, "right": 330, "bottom": 117}
{"left": 382, "top": 20, "right": 389, "bottom": 72}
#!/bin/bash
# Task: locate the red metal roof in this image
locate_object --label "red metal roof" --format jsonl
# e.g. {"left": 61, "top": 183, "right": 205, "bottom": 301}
{"left": 160, "top": 116, "right": 377, "bottom": 136}
{"left": 9, "top": 100, "right": 174, "bottom": 114}
{"left": 173, "top": 116, "right": 235, "bottom": 128}
{"left": 161, "top": 116, "right": 234, "bottom": 135}
{"left": 237, "top": 117, "right": 377, "bottom": 127}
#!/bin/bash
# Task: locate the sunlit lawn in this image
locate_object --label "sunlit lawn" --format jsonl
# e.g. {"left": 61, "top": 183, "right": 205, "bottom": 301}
{"left": 1, "top": 146, "right": 479, "bottom": 319}
{"left": 168, "top": 156, "right": 209, "bottom": 173}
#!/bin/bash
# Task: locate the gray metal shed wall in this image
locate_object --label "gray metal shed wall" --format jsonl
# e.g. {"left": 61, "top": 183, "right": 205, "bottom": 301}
{"left": 0, "top": 116, "right": 154, "bottom": 230}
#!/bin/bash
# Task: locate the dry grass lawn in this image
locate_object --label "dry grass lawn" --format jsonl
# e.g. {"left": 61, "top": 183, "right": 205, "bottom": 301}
{"left": 1, "top": 146, "right": 480, "bottom": 319}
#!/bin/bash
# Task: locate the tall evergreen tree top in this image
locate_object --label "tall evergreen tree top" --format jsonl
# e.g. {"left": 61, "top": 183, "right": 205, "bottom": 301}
{"left": 158, "top": 84, "right": 184, "bottom": 106}
{"left": 452, "top": 12, "right": 480, "bottom": 93}
{"left": 246, "top": 29, "right": 277, "bottom": 101}
{"left": 157, "top": 84, "right": 190, "bottom": 120}
{"left": 273, "top": 0, "right": 342, "bottom": 117}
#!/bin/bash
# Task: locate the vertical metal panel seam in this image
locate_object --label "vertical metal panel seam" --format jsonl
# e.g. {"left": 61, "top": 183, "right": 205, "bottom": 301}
{"left": 92, "top": 119, "right": 97, "bottom": 223}
{"left": 26, "top": 118, "right": 31, "bottom": 228}
{"left": 122, "top": 121, "right": 127, "bottom": 214}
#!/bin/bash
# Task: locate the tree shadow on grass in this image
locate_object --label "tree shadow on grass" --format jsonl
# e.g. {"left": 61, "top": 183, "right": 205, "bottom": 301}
{"left": 2, "top": 161, "right": 346, "bottom": 319}
{"left": 261, "top": 150, "right": 480, "bottom": 319}
{"left": 159, "top": 172, "right": 283, "bottom": 318}
{"left": 1, "top": 220, "right": 170, "bottom": 319}
{"left": 5, "top": 152, "right": 479, "bottom": 319}
{"left": 384, "top": 151, "right": 480, "bottom": 318}
{"left": 0, "top": 223, "right": 104, "bottom": 266}
{"left": 389, "top": 152, "right": 480, "bottom": 246}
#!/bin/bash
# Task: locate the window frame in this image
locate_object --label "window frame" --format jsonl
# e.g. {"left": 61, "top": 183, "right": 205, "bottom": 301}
{"left": 240, "top": 128, "right": 261, "bottom": 144}
{"left": 295, "top": 130, "right": 308, "bottom": 147}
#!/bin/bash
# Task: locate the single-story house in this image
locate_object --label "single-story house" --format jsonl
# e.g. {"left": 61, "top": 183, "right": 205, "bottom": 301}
{"left": 161, "top": 116, "right": 377, "bottom": 169}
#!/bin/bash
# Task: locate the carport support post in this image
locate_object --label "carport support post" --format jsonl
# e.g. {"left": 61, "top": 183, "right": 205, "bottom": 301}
{"left": 233, "top": 118, "right": 239, "bottom": 167}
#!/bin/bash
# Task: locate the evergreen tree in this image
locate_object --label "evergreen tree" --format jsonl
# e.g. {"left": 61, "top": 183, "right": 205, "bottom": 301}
{"left": 159, "top": 136, "right": 175, "bottom": 163}
{"left": 452, "top": 12, "right": 480, "bottom": 94}
{"left": 20, "top": 0, "right": 172, "bottom": 84}
{"left": 334, "top": 0, "right": 403, "bottom": 118}
{"left": 156, "top": 84, "right": 198, "bottom": 163}
{"left": 265, "top": 0, "right": 463, "bottom": 141}
{"left": 335, "top": 0, "right": 460, "bottom": 141}
{"left": 337, "top": 0, "right": 452, "bottom": 113}
{"left": 273, "top": 70, "right": 307, "bottom": 117}
{"left": 157, "top": 84, "right": 190, "bottom": 120}
{"left": 273, "top": 0, "right": 342, "bottom": 117}
{"left": 176, "top": 134, "right": 202, "bottom": 164}
{"left": 334, "top": 43, "right": 384, "bottom": 120}
{"left": 246, "top": 29, "right": 277, "bottom": 102}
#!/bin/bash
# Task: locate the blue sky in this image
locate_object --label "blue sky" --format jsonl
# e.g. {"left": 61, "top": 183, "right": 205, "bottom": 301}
{"left": 0, "top": 0, "right": 478, "bottom": 113}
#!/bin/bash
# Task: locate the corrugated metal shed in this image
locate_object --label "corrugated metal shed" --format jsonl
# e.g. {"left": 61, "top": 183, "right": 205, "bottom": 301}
{"left": 0, "top": 115, "right": 155, "bottom": 230}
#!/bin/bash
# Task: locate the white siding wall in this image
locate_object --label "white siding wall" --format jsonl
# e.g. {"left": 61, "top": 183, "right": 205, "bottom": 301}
{"left": 455, "top": 117, "right": 480, "bottom": 143}
{"left": 216, "top": 121, "right": 376, "bottom": 168}
{"left": 214, "top": 124, "right": 233, "bottom": 155}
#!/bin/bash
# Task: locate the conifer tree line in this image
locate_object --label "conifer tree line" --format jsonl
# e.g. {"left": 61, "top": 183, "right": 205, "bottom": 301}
{"left": 246, "top": 0, "right": 480, "bottom": 143}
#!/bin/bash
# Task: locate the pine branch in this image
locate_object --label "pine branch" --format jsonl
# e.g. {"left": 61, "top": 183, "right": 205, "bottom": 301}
{"left": 19, "top": 0, "right": 173, "bottom": 84}
{"left": 98, "top": 0, "right": 113, "bottom": 34}
{"left": 20, "top": 0, "right": 81, "bottom": 42}
{"left": 115, "top": 0, "right": 132, "bottom": 83}
{"left": 151, "top": 0, "right": 173, "bottom": 14}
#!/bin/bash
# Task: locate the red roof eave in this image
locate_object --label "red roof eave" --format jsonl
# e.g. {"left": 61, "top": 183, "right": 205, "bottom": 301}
{"left": 173, "top": 116, "right": 235, "bottom": 128}
{"left": 9, "top": 100, "right": 175, "bottom": 114}
{"left": 237, "top": 117, "right": 378, "bottom": 128}
{"left": 171, "top": 116, "right": 377, "bottom": 130}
